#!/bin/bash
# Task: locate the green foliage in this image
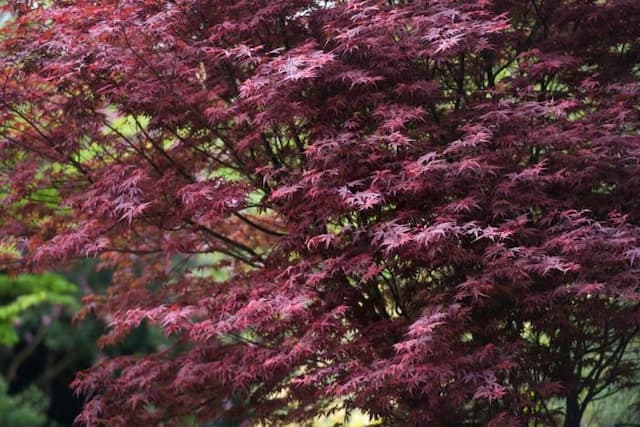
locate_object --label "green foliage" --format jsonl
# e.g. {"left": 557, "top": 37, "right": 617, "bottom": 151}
{"left": 0, "top": 377, "right": 49, "bottom": 427}
{"left": 582, "top": 389, "right": 640, "bottom": 427}
{"left": 0, "top": 273, "right": 77, "bottom": 345}
{"left": 0, "top": 263, "right": 170, "bottom": 426}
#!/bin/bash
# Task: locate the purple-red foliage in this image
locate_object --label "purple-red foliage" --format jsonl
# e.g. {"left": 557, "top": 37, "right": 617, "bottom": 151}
{"left": 1, "top": 0, "right": 640, "bottom": 425}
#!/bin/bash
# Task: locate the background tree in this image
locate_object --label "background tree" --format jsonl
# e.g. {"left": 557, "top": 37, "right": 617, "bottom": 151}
{"left": 1, "top": 0, "right": 640, "bottom": 426}
{"left": 0, "top": 377, "right": 49, "bottom": 427}
{"left": 0, "top": 263, "right": 170, "bottom": 427}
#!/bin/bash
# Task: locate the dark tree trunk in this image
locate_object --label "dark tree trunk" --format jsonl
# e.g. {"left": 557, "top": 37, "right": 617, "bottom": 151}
{"left": 563, "top": 395, "right": 581, "bottom": 427}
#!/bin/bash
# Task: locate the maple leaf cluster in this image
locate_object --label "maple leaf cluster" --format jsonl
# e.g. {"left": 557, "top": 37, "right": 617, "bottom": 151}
{"left": 1, "top": 0, "right": 640, "bottom": 425}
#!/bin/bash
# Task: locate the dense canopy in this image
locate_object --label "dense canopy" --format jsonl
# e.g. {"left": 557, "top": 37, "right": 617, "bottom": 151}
{"left": 1, "top": 0, "right": 640, "bottom": 425}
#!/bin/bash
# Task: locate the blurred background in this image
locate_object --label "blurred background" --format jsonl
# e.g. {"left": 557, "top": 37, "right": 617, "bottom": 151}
{"left": 0, "top": 262, "right": 166, "bottom": 427}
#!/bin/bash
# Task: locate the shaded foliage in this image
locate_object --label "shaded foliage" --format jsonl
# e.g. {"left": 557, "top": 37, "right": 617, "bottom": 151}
{"left": 0, "top": 377, "right": 49, "bottom": 427}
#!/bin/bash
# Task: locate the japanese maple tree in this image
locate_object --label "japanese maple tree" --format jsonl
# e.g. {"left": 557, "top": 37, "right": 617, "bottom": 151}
{"left": 1, "top": 0, "right": 640, "bottom": 425}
